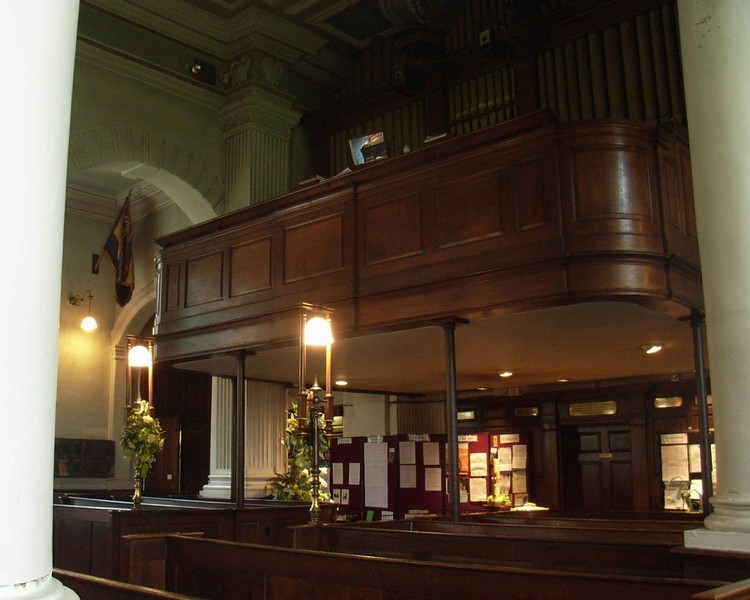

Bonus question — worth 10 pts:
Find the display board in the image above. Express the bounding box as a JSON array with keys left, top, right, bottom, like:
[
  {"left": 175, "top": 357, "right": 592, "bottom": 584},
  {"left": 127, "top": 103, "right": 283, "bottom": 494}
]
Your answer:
[
  {"left": 362, "top": 436, "right": 397, "bottom": 520},
  {"left": 660, "top": 431, "right": 715, "bottom": 511},
  {"left": 395, "top": 434, "right": 446, "bottom": 518},
  {"left": 329, "top": 436, "right": 365, "bottom": 518},
  {"left": 456, "top": 433, "right": 491, "bottom": 512},
  {"left": 490, "top": 433, "right": 529, "bottom": 507}
]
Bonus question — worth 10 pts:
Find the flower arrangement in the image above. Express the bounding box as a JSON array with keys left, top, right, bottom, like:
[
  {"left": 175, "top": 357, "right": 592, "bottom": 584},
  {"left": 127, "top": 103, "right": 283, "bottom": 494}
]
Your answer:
[
  {"left": 120, "top": 399, "right": 165, "bottom": 478},
  {"left": 267, "top": 402, "right": 329, "bottom": 502},
  {"left": 486, "top": 492, "right": 512, "bottom": 509}
]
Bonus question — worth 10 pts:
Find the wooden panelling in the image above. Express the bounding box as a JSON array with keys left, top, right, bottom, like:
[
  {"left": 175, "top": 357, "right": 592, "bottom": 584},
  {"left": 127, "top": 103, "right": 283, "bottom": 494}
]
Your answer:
[
  {"left": 364, "top": 192, "right": 423, "bottom": 265},
  {"left": 284, "top": 213, "right": 345, "bottom": 283},
  {"left": 658, "top": 125, "right": 699, "bottom": 265},
  {"left": 165, "top": 264, "right": 181, "bottom": 312},
  {"left": 560, "top": 122, "right": 663, "bottom": 255},
  {"left": 435, "top": 172, "right": 502, "bottom": 249},
  {"left": 185, "top": 252, "right": 223, "bottom": 308},
  {"left": 570, "top": 146, "right": 653, "bottom": 220},
  {"left": 155, "top": 114, "right": 701, "bottom": 361},
  {"left": 512, "top": 156, "right": 549, "bottom": 231},
  {"left": 566, "top": 256, "right": 667, "bottom": 297},
  {"left": 230, "top": 237, "right": 272, "bottom": 297}
]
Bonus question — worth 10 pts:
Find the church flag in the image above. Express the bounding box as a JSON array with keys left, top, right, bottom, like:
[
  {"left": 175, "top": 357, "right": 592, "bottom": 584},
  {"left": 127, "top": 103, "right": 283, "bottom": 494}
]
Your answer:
[{"left": 98, "top": 196, "right": 134, "bottom": 306}]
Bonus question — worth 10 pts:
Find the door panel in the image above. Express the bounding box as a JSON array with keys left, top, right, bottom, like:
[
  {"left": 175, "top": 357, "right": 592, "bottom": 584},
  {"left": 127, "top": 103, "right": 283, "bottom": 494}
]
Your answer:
[{"left": 563, "top": 424, "right": 634, "bottom": 511}]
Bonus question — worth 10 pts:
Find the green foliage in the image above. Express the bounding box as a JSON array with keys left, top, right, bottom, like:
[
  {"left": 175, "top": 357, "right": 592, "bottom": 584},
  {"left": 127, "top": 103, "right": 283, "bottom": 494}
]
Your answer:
[
  {"left": 120, "top": 399, "right": 165, "bottom": 478},
  {"left": 268, "top": 402, "right": 330, "bottom": 502},
  {"left": 486, "top": 493, "right": 512, "bottom": 507}
]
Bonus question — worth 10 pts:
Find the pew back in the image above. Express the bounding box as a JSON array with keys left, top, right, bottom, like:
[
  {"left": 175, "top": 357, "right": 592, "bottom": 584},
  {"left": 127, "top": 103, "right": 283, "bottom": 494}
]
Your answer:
[
  {"left": 126, "top": 534, "right": 724, "bottom": 600},
  {"left": 291, "top": 520, "right": 685, "bottom": 577}
]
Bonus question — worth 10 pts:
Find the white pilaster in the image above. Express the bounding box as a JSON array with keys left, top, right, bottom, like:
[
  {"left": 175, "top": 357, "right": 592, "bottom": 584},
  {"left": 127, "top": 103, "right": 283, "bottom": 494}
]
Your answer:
[
  {"left": 0, "top": 1, "right": 80, "bottom": 598},
  {"left": 200, "top": 377, "right": 288, "bottom": 500},
  {"left": 244, "top": 380, "right": 288, "bottom": 497},
  {"left": 200, "top": 377, "right": 233, "bottom": 499},
  {"left": 678, "top": 1, "right": 750, "bottom": 548},
  {"left": 220, "top": 86, "right": 300, "bottom": 212}
]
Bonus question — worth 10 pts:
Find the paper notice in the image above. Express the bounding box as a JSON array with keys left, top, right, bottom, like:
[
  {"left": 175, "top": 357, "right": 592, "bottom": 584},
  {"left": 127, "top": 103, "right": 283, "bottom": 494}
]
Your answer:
[
  {"left": 399, "top": 441, "right": 416, "bottom": 465},
  {"left": 423, "top": 442, "right": 440, "bottom": 466},
  {"left": 424, "top": 467, "right": 442, "bottom": 492},
  {"left": 469, "top": 477, "right": 488, "bottom": 502},
  {"left": 332, "top": 462, "right": 344, "bottom": 485},
  {"left": 470, "top": 452, "right": 488, "bottom": 476},
  {"left": 400, "top": 464, "right": 417, "bottom": 488}
]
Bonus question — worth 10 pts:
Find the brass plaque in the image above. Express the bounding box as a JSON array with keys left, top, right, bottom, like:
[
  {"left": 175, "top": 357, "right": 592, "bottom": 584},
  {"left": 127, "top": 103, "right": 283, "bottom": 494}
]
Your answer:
[
  {"left": 568, "top": 400, "right": 617, "bottom": 417},
  {"left": 514, "top": 406, "right": 539, "bottom": 417},
  {"left": 654, "top": 396, "right": 683, "bottom": 408}
]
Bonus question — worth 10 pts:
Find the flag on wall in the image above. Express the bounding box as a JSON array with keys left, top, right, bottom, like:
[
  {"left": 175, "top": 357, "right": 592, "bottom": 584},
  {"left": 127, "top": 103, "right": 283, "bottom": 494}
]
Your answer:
[{"left": 98, "top": 195, "right": 134, "bottom": 306}]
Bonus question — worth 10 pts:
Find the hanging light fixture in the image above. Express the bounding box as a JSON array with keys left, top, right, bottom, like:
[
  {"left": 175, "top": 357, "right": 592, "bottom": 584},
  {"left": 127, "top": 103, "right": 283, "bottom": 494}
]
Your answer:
[{"left": 68, "top": 290, "right": 97, "bottom": 332}]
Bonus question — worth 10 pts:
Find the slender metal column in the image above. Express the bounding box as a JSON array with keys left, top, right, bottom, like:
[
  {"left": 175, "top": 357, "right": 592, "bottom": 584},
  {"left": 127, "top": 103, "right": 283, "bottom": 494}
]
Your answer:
[
  {"left": 691, "top": 312, "right": 713, "bottom": 515},
  {"left": 231, "top": 351, "right": 247, "bottom": 509},
  {"left": 443, "top": 321, "right": 461, "bottom": 521}
]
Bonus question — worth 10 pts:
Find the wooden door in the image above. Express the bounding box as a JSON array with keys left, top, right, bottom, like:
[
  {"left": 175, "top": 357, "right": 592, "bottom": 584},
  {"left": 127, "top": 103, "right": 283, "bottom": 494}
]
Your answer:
[
  {"left": 562, "top": 425, "right": 633, "bottom": 511},
  {"left": 145, "top": 416, "right": 180, "bottom": 495}
]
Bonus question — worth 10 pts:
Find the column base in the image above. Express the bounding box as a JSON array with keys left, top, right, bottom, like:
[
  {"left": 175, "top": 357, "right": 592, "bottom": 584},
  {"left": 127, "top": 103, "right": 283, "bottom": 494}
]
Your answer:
[
  {"left": 705, "top": 492, "right": 750, "bottom": 533},
  {"left": 0, "top": 576, "right": 79, "bottom": 600},
  {"left": 684, "top": 527, "right": 750, "bottom": 553},
  {"left": 199, "top": 471, "right": 231, "bottom": 500},
  {"left": 199, "top": 472, "right": 273, "bottom": 500}
]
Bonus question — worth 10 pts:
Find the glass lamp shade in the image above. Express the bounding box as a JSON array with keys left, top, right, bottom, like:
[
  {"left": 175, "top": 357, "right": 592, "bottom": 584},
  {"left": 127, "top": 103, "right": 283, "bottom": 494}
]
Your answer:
[
  {"left": 128, "top": 344, "right": 152, "bottom": 367},
  {"left": 304, "top": 316, "right": 333, "bottom": 346},
  {"left": 81, "top": 315, "right": 98, "bottom": 332}
]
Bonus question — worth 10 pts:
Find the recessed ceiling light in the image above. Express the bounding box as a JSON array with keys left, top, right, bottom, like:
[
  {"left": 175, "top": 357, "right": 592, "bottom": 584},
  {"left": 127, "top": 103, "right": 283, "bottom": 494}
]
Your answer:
[
  {"left": 557, "top": 378, "right": 570, "bottom": 383},
  {"left": 334, "top": 379, "right": 348, "bottom": 386},
  {"left": 498, "top": 371, "right": 513, "bottom": 378},
  {"left": 642, "top": 344, "right": 663, "bottom": 355}
]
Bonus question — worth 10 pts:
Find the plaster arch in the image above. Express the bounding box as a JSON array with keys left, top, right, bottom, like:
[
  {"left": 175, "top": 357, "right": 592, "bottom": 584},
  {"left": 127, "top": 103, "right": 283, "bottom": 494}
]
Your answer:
[
  {"left": 68, "top": 126, "right": 224, "bottom": 221},
  {"left": 67, "top": 126, "right": 225, "bottom": 342}
]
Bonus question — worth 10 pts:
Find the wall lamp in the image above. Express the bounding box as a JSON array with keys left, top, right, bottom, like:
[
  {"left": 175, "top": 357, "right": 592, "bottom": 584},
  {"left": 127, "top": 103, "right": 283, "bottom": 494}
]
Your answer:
[
  {"left": 298, "top": 303, "right": 334, "bottom": 525},
  {"left": 68, "top": 290, "right": 97, "bottom": 332}
]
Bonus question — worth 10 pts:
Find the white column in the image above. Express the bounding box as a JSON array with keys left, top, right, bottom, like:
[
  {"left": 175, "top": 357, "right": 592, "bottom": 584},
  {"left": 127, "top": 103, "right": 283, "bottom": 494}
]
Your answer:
[
  {"left": 679, "top": 1, "right": 750, "bottom": 551},
  {"left": 200, "top": 377, "right": 233, "bottom": 499},
  {"left": 0, "top": 2, "right": 79, "bottom": 599}
]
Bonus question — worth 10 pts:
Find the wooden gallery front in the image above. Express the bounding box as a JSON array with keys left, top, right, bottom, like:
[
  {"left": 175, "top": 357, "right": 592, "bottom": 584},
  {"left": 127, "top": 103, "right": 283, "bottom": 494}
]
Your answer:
[{"left": 153, "top": 109, "right": 705, "bottom": 516}]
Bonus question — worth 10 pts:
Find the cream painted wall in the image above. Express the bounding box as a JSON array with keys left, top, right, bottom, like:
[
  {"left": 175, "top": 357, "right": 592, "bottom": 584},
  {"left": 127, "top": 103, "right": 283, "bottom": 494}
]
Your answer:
[
  {"left": 57, "top": 50, "right": 223, "bottom": 490},
  {"left": 340, "top": 392, "right": 389, "bottom": 438},
  {"left": 68, "top": 53, "right": 225, "bottom": 174}
]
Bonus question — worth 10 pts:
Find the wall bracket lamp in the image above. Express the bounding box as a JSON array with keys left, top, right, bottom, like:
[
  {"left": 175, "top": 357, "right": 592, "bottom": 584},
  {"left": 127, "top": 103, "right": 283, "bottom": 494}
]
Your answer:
[{"left": 69, "top": 290, "right": 97, "bottom": 332}]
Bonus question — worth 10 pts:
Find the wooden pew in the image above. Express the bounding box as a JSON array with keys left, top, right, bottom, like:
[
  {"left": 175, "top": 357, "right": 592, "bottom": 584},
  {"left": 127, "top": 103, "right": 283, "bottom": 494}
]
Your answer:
[
  {"left": 292, "top": 518, "right": 687, "bottom": 577},
  {"left": 692, "top": 578, "right": 750, "bottom": 600},
  {"left": 53, "top": 568, "right": 198, "bottom": 600},
  {"left": 53, "top": 497, "right": 310, "bottom": 580},
  {"left": 122, "top": 533, "right": 725, "bottom": 600},
  {"left": 470, "top": 510, "right": 702, "bottom": 532}
]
